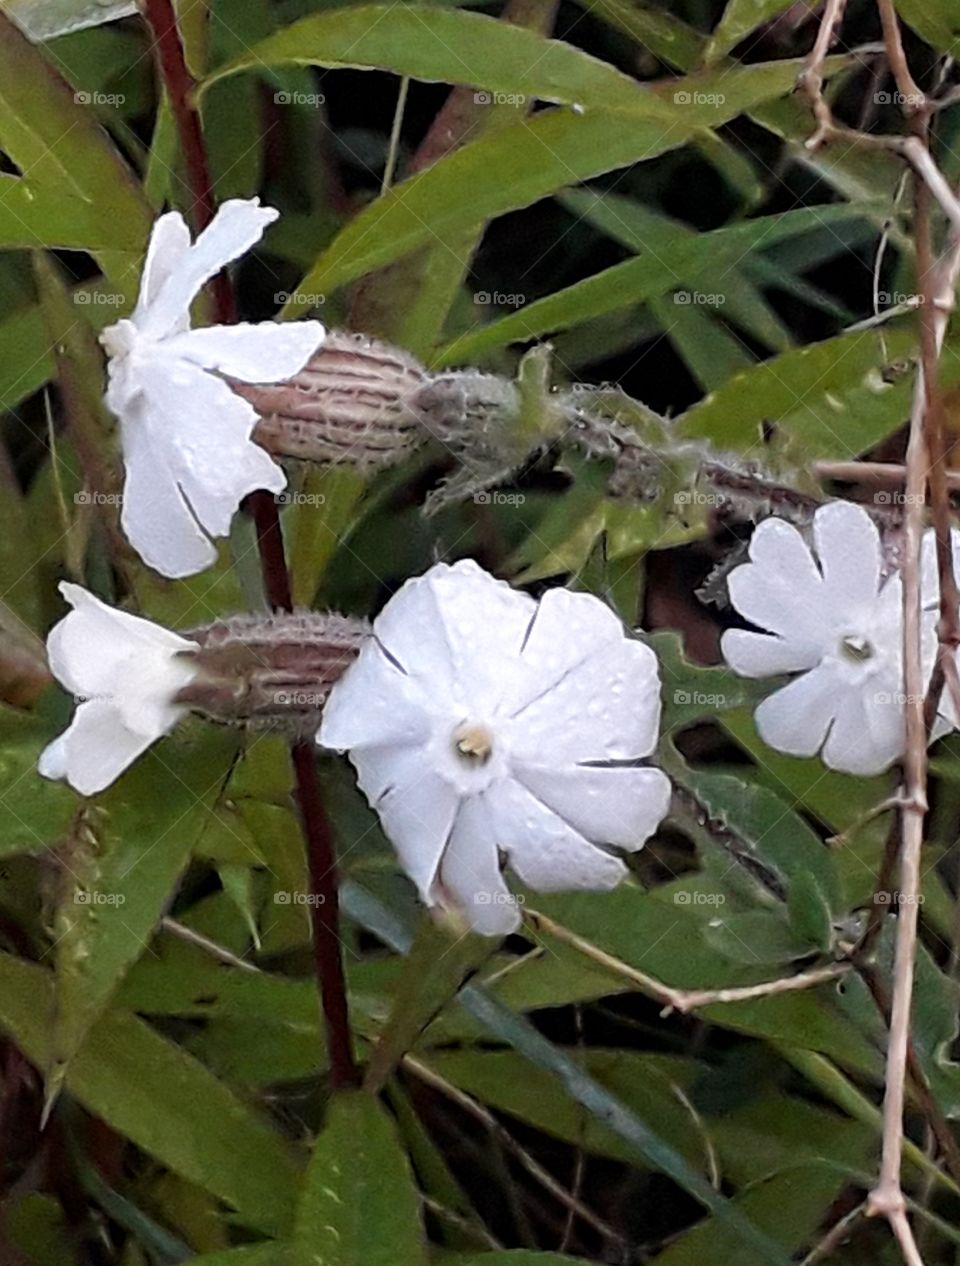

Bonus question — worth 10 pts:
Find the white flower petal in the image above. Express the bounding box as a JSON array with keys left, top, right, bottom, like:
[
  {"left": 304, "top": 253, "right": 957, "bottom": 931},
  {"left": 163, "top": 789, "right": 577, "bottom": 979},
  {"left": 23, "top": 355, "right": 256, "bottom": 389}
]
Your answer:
[
  {"left": 487, "top": 777, "right": 627, "bottom": 892},
  {"left": 753, "top": 665, "right": 838, "bottom": 758},
  {"left": 511, "top": 585, "right": 628, "bottom": 710},
  {"left": 728, "top": 518, "right": 827, "bottom": 644},
  {"left": 721, "top": 628, "right": 822, "bottom": 678},
  {"left": 373, "top": 560, "right": 536, "bottom": 713},
  {"left": 165, "top": 320, "right": 325, "bottom": 383},
  {"left": 432, "top": 795, "right": 519, "bottom": 936},
  {"left": 821, "top": 682, "right": 904, "bottom": 775},
  {"left": 127, "top": 356, "right": 286, "bottom": 556},
  {"left": 350, "top": 745, "right": 460, "bottom": 901},
  {"left": 133, "top": 210, "right": 192, "bottom": 325},
  {"left": 47, "top": 581, "right": 196, "bottom": 702},
  {"left": 138, "top": 199, "right": 279, "bottom": 340},
  {"left": 813, "top": 501, "right": 881, "bottom": 610},
  {"left": 509, "top": 638, "right": 661, "bottom": 764},
  {"left": 514, "top": 762, "right": 670, "bottom": 849},
  {"left": 120, "top": 405, "right": 220, "bottom": 579},
  {"left": 318, "top": 640, "right": 432, "bottom": 752},
  {"left": 38, "top": 699, "right": 156, "bottom": 796}
]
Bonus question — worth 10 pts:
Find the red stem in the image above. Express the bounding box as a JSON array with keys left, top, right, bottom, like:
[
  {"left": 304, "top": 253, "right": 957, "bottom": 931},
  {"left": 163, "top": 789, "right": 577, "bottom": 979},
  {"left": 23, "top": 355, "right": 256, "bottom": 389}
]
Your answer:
[{"left": 139, "top": 0, "right": 359, "bottom": 1089}]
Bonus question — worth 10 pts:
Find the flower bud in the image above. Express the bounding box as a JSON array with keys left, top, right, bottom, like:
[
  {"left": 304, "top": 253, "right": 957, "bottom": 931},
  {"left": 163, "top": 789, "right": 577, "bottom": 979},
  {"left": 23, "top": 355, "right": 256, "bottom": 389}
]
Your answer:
[
  {"left": 178, "top": 611, "right": 367, "bottom": 737},
  {"left": 236, "top": 331, "right": 429, "bottom": 470}
]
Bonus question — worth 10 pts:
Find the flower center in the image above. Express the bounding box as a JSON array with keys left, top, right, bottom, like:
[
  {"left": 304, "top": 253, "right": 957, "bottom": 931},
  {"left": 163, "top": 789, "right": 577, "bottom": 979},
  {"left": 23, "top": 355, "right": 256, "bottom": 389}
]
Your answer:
[
  {"left": 453, "top": 721, "right": 493, "bottom": 764},
  {"left": 839, "top": 633, "right": 874, "bottom": 663}
]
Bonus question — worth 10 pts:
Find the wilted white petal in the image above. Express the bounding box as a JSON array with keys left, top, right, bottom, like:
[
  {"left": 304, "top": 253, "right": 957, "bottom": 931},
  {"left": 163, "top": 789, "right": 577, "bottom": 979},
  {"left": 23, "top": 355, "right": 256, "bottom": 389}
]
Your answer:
[
  {"left": 39, "top": 583, "right": 197, "bottom": 794},
  {"left": 133, "top": 211, "right": 191, "bottom": 324},
  {"left": 514, "top": 762, "right": 671, "bottom": 849},
  {"left": 40, "top": 700, "right": 157, "bottom": 797},
  {"left": 166, "top": 320, "right": 324, "bottom": 383},
  {"left": 137, "top": 199, "right": 279, "bottom": 340},
  {"left": 720, "top": 628, "right": 821, "bottom": 678},
  {"left": 433, "top": 796, "right": 519, "bottom": 935},
  {"left": 487, "top": 778, "right": 627, "bottom": 892},
  {"left": 813, "top": 500, "right": 881, "bottom": 609},
  {"left": 754, "top": 665, "right": 838, "bottom": 758},
  {"left": 120, "top": 413, "right": 219, "bottom": 579}
]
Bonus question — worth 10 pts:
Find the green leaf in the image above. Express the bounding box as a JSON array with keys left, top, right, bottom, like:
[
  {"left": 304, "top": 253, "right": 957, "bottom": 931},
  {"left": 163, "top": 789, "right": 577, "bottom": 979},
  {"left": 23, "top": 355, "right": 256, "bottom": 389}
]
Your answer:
[
  {"left": 0, "top": 707, "right": 76, "bottom": 858},
  {"left": 703, "top": 911, "right": 811, "bottom": 965},
  {"left": 50, "top": 731, "right": 240, "bottom": 1099},
  {"left": 706, "top": 0, "right": 801, "bottom": 62},
  {"left": 669, "top": 763, "right": 842, "bottom": 912},
  {"left": 0, "top": 178, "right": 141, "bottom": 250},
  {"left": 443, "top": 1254, "right": 590, "bottom": 1264},
  {"left": 0, "top": 9, "right": 150, "bottom": 290},
  {"left": 570, "top": 0, "right": 704, "bottom": 69},
  {"left": 288, "top": 466, "right": 367, "bottom": 608},
  {"left": 342, "top": 883, "right": 794, "bottom": 1266},
  {"left": 0, "top": 0, "right": 136, "bottom": 42},
  {"left": 204, "top": 6, "right": 666, "bottom": 112},
  {"left": 294, "top": 1090, "right": 428, "bottom": 1266},
  {"left": 894, "top": 0, "right": 960, "bottom": 56},
  {"left": 678, "top": 326, "right": 921, "bottom": 459},
  {"left": 0, "top": 951, "right": 300, "bottom": 1235},
  {"left": 289, "top": 57, "right": 841, "bottom": 303},
  {"left": 437, "top": 201, "right": 875, "bottom": 365},
  {"left": 786, "top": 871, "right": 834, "bottom": 954}
]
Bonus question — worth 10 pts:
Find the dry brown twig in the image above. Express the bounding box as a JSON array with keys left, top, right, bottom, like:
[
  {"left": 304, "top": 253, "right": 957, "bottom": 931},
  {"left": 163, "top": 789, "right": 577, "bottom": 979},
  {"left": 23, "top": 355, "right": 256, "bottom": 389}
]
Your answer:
[{"left": 796, "top": 4, "right": 960, "bottom": 1261}]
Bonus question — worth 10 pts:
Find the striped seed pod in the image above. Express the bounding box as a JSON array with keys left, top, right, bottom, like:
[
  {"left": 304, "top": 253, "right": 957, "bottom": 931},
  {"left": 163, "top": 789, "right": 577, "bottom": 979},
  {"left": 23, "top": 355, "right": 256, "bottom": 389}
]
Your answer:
[
  {"left": 176, "top": 611, "right": 367, "bottom": 738},
  {"left": 235, "top": 331, "right": 430, "bottom": 470}
]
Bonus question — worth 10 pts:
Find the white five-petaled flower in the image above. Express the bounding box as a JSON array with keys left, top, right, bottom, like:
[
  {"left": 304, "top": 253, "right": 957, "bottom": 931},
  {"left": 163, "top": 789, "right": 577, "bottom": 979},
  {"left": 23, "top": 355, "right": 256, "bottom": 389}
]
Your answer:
[
  {"left": 319, "top": 560, "right": 671, "bottom": 936},
  {"left": 38, "top": 582, "right": 199, "bottom": 796},
  {"left": 720, "top": 500, "right": 956, "bottom": 776},
  {"left": 101, "top": 198, "right": 324, "bottom": 579}
]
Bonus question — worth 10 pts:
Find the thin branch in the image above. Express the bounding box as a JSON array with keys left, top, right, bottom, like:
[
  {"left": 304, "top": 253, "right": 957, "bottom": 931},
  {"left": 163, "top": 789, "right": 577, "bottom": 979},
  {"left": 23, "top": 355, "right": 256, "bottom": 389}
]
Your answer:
[
  {"left": 138, "top": 0, "right": 359, "bottom": 1091},
  {"left": 404, "top": 1056, "right": 624, "bottom": 1247},
  {"left": 875, "top": 0, "right": 925, "bottom": 111},
  {"left": 814, "top": 461, "right": 960, "bottom": 492},
  {"left": 525, "top": 909, "right": 851, "bottom": 1014}
]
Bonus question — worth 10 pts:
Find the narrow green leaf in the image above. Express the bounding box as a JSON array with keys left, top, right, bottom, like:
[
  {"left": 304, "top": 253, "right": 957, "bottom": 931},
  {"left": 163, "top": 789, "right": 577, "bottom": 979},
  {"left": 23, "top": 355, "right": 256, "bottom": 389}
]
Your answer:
[
  {"left": 294, "top": 1090, "right": 428, "bottom": 1266},
  {"left": 706, "top": 0, "right": 801, "bottom": 62},
  {"left": 203, "top": 6, "right": 664, "bottom": 113},
  {"left": 0, "top": 952, "right": 300, "bottom": 1235},
  {"left": 290, "top": 58, "right": 842, "bottom": 303},
  {"left": 0, "top": 708, "right": 76, "bottom": 858},
  {"left": 50, "top": 732, "right": 240, "bottom": 1098}
]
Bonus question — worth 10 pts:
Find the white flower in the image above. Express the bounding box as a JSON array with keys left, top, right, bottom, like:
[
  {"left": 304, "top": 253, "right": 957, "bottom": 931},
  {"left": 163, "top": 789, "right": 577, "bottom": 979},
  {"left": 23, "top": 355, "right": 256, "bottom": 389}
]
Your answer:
[
  {"left": 319, "top": 560, "right": 671, "bottom": 935},
  {"left": 720, "top": 500, "right": 953, "bottom": 776},
  {"left": 38, "top": 583, "right": 198, "bottom": 796},
  {"left": 101, "top": 198, "right": 325, "bottom": 579}
]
